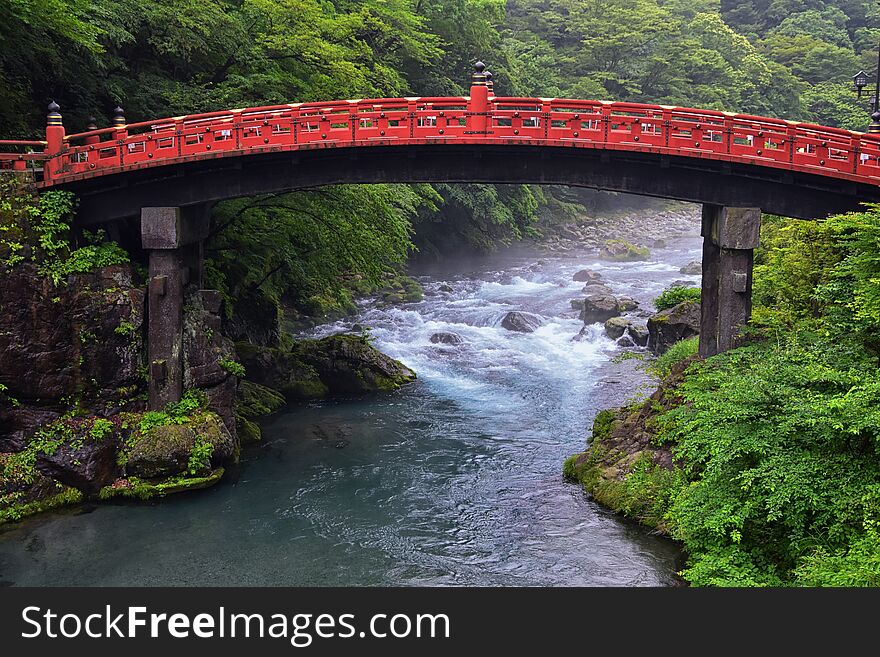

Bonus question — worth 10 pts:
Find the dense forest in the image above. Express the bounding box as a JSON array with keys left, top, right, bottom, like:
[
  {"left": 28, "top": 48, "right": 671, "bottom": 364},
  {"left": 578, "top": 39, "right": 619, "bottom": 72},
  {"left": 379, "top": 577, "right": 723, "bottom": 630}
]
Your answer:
[{"left": 2, "top": 1, "right": 880, "bottom": 585}]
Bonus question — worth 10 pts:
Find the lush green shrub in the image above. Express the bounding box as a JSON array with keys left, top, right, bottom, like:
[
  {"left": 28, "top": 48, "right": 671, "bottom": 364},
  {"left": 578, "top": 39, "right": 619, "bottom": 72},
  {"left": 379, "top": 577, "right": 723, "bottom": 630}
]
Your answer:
[
  {"left": 656, "top": 338, "right": 880, "bottom": 586},
  {"left": 648, "top": 336, "right": 698, "bottom": 379},
  {"left": 653, "top": 284, "right": 701, "bottom": 311}
]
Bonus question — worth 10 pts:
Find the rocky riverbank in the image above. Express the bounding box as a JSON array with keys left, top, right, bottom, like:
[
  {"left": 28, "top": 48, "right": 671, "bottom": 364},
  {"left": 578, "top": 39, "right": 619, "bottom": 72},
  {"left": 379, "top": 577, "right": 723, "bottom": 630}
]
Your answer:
[
  {"left": 0, "top": 261, "right": 416, "bottom": 525},
  {"left": 533, "top": 205, "right": 700, "bottom": 256}
]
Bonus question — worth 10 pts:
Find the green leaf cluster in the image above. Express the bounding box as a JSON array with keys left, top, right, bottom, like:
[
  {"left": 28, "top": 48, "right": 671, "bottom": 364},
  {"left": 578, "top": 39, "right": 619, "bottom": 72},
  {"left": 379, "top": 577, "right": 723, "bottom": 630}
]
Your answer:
[{"left": 654, "top": 285, "right": 702, "bottom": 312}]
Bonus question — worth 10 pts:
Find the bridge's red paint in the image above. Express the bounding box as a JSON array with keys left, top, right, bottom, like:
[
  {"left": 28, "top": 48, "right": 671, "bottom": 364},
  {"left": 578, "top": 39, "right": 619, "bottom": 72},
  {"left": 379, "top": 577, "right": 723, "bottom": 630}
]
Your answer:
[{"left": 4, "top": 94, "right": 880, "bottom": 189}]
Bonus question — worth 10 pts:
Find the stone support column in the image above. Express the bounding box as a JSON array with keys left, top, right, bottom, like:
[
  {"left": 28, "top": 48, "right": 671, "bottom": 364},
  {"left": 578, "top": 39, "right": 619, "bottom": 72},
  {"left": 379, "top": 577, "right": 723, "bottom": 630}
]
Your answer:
[
  {"left": 699, "top": 205, "right": 761, "bottom": 357},
  {"left": 141, "top": 206, "right": 209, "bottom": 408}
]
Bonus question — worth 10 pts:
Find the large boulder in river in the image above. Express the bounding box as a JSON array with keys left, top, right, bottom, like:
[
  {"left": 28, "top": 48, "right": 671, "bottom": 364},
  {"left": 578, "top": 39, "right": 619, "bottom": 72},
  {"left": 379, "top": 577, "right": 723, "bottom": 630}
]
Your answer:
[
  {"left": 630, "top": 323, "right": 650, "bottom": 347},
  {"left": 647, "top": 301, "right": 700, "bottom": 354},
  {"left": 237, "top": 334, "right": 416, "bottom": 400},
  {"left": 617, "top": 296, "right": 639, "bottom": 311},
  {"left": 680, "top": 260, "right": 702, "bottom": 275},
  {"left": 580, "top": 295, "right": 620, "bottom": 324},
  {"left": 573, "top": 269, "right": 603, "bottom": 283},
  {"left": 501, "top": 311, "right": 543, "bottom": 333},
  {"left": 604, "top": 317, "right": 632, "bottom": 340},
  {"left": 125, "top": 412, "right": 235, "bottom": 479},
  {"left": 430, "top": 331, "right": 465, "bottom": 345},
  {"left": 599, "top": 239, "right": 650, "bottom": 261},
  {"left": 582, "top": 283, "right": 614, "bottom": 296}
]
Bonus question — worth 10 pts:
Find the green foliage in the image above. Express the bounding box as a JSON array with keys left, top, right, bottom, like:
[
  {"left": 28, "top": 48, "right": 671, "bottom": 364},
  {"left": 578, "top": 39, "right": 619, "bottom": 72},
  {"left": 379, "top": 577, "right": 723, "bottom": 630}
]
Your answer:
[
  {"left": 45, "top": 241, "right": 130, "bottom": 285},
  {"left": 648, "top": 336, "right": 699, "bottom": 379},
  {"left": 653, "top": 285, "right": 701, "bottom": 311},
  {"left": 32, "top": 191, "right": 75, "bottom": 262},
  {"left": 89, "top": 418, "right": 114, "bottom": 440},
  {"left": 218, "top": 358, "right": 245, "bottom": 378},
  {"left": 187, "top": 434, "right": 214, "bottom": 475},
  {"left": 115, "top": 321, "right": 136, "bottom": 336},
  {"left": 134, "top": 389, "right": 207, "bottom": 434},
  {"left": 591, "top": 408, "right": 619, "bottom": 442}
]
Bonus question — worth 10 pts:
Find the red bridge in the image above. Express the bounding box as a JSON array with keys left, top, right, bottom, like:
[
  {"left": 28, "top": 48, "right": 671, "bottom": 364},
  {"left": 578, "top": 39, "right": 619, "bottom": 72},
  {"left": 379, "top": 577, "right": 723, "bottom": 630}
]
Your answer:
[
  {"left": 2, "top": 64, "right": 879, "bottom": 409},
  {"left": 2, "top": 65, "right": 880, "bottom": 222}
]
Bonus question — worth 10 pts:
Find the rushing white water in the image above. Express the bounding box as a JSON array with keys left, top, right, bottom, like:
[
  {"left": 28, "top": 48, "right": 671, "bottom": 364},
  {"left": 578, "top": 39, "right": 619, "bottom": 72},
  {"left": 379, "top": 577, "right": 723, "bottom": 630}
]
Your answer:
[{"left": 0, "top": 234, "right": 701, "bottom": 587}]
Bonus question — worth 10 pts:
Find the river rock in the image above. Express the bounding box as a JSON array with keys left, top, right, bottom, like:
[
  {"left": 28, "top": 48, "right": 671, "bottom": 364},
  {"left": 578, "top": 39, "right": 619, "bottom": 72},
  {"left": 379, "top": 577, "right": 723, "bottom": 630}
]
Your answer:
[
  {"left": 570, "top": 299, "right": 585, "bottom": 311},
  {"left": 438, "top": 284, "right": 454, "bottom": 293},
  {"left": 630, "top": 323, "right": 650, "bottom": 347},
  {"left": 647, "top": 301, "right": 701, "bottom": 354},
  {"left": 501, "top": 311, "right": 543, "bottom": 333},
  {"left": 573, "top": 269, "right": 603, "bottom": 283},
  {"left": 617, "top": 296, "right": 639, "bottom": 311},
  {"left": 604, "top": 317, "right": 632, "bottom": 340},
  {"left": 430, "top": 331, "right": 465, "bottom": 345},
  {"left": 671, "top": 279, "right": 697, "bottom": 288},
  {"left": 680, "top": 260, "right": 702, "bottom": 275},
  {"left": 125, "top": 412, "right": 236, "bottom": 479},
  {"left": 617, "top": 335, "right": 636, "bottom": 348},
  {"left": 599, "top": 239, "right": 650, "bottom": 261},
  {"left": 581, "top": 283, "right": 613, "bottom": 296},
  {"left": 236, "top": 334, "right": 416, "bottom": 400},
  {"left": 580, "top": 295, "right": 620, "bottom": 324}
]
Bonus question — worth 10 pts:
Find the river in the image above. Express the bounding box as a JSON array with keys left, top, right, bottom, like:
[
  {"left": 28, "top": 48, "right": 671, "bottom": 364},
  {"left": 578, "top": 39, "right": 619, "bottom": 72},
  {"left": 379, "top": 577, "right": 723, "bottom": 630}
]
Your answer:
[{"left": 0, "top": 229, "right": 702, "bottom": 586}]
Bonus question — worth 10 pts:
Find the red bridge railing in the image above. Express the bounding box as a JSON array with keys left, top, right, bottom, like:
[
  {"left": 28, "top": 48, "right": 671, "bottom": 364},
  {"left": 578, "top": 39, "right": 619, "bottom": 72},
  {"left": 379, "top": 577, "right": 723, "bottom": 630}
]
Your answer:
[{"left": 4, "top": 88, "right": 880, "bottom": 188}]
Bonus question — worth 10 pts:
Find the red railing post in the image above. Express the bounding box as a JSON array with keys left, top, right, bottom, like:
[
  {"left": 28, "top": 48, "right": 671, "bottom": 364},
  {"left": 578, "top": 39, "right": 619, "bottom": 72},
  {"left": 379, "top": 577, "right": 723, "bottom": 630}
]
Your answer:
[
  {"left": 468, "top": 61, "right": 489, "bottom": 135},
  {"left": 44, "top": 101, "right": 65, "bottom": 183},
  {"left": 84, "top": 116, "right": 100, "bottom": 146}
]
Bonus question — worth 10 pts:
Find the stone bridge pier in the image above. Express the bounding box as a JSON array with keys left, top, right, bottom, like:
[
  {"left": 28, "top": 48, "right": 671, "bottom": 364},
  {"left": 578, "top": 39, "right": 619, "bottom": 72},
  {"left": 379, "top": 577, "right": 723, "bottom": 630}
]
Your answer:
[
  {"left": 140, "top": 206, "right": 209, "bottom": 409},
  {"left": 699, "top": 205, "right": 761, "bottom": 357}
]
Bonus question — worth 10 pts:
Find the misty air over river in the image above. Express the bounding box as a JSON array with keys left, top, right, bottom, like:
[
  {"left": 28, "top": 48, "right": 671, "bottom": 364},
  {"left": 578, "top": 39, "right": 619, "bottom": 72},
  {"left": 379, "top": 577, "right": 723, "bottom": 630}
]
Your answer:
[{"left": 0, "top": 227, "right": 703, "bottom": 586}]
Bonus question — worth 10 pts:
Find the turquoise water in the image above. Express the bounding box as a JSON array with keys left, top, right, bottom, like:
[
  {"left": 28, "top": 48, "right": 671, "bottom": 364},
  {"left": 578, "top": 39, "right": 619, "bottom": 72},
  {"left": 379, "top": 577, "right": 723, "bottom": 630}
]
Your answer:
[{"left": 0, "top": 239, "right": 701, "bottom": 586}]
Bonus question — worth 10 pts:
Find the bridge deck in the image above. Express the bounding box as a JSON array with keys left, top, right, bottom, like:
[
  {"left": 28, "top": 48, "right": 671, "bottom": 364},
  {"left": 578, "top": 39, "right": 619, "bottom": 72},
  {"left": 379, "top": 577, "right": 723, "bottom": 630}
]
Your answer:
[{"left": 3, "top": 97, "right": 880, "bottom": 190}]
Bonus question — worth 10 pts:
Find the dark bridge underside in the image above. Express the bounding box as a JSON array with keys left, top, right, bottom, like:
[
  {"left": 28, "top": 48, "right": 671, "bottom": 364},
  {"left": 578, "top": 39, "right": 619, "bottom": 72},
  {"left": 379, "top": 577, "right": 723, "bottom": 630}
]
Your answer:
[{"left": 63, "top": 144, "right": 880, "bottom": 225}]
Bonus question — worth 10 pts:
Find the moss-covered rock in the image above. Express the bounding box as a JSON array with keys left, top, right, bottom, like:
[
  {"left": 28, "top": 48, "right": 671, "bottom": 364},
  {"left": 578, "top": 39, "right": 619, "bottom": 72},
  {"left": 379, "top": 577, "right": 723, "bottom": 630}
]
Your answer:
[
  {"left": 599, "top": 239, "right": 650, "bottom": 261},
  {"left": 235, "top": 381, "right": 286, "bottom": 443},
  {"left": 0, "top": 486, "right": 83, "bottom": 525},
  {"left": 98, "top": 469, "right": 225, "bottom": 500},
  {"left": 124, "top": 412, "right": 235, "bottom": 478},
  {"left": 646, "top": 301, "right": 700, "bottom": 355},
  {"left": 237, "top": 334, "right": 416, "bottom": 400}
]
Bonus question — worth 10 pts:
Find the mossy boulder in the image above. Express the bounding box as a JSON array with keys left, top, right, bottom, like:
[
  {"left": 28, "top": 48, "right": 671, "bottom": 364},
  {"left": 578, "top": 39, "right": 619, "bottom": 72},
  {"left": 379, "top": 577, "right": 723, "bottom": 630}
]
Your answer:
[
  {"left": 124, "top": 412, "right": 235, "bottom": 478},
  {"left": 379, "top": 274, "right": 423, "bottom": 304},
  {"left": 295, "top": 334, "right": 416, "bottom": 394},
  {"left": 237, "top": 334, "right": 416, "bottom": 401},
  {"left": 235, "top": 381, "right": 286, "bottom": 444},
  {"left": 604, "top": 316, "right": 632, "bottom": 339},
  {"left": 580, "top": 294, "right": 620, "bottom": 324},
  {"left": 647, "top": 301, "right": 701, "bottom": 355},
  {"left": 599, "top": 239, "right": 650, "bottom": 261}
]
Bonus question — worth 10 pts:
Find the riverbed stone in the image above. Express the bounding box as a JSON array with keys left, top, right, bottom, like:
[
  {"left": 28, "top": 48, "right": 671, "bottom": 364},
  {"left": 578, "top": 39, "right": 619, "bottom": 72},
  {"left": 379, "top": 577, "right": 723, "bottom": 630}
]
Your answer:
[
  {"left": 581, "top": 283, "right": 613, "bottom": 296},
  {"left": 599, "top": 239, "right": 650, "bottom": 261},
  {"left": 573, "top": 269, "right": 603, "bottom": 283},
  {"left": 647, "top": 301, "right": 701, "bottom": 354},
  {"left": 604, "top": 317, "right": 632, "bottom": 340},
  {"left": 580, "top": 295, "right": 620, "bottom": 324},
  {"left": 629, "top": 323, "right": 650, "bottom": 347},
  {"left": 501, "top": 311, "right": 543, "bottom": 333},
  {"left": 680, "top": 260, "right": 702, "bottom": 275},
  {"left": 430, "top": 331, "right": 465, "bottom": 345},
  {"left": 617, "top": 296, "right": 639, "bottom": 311}
]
